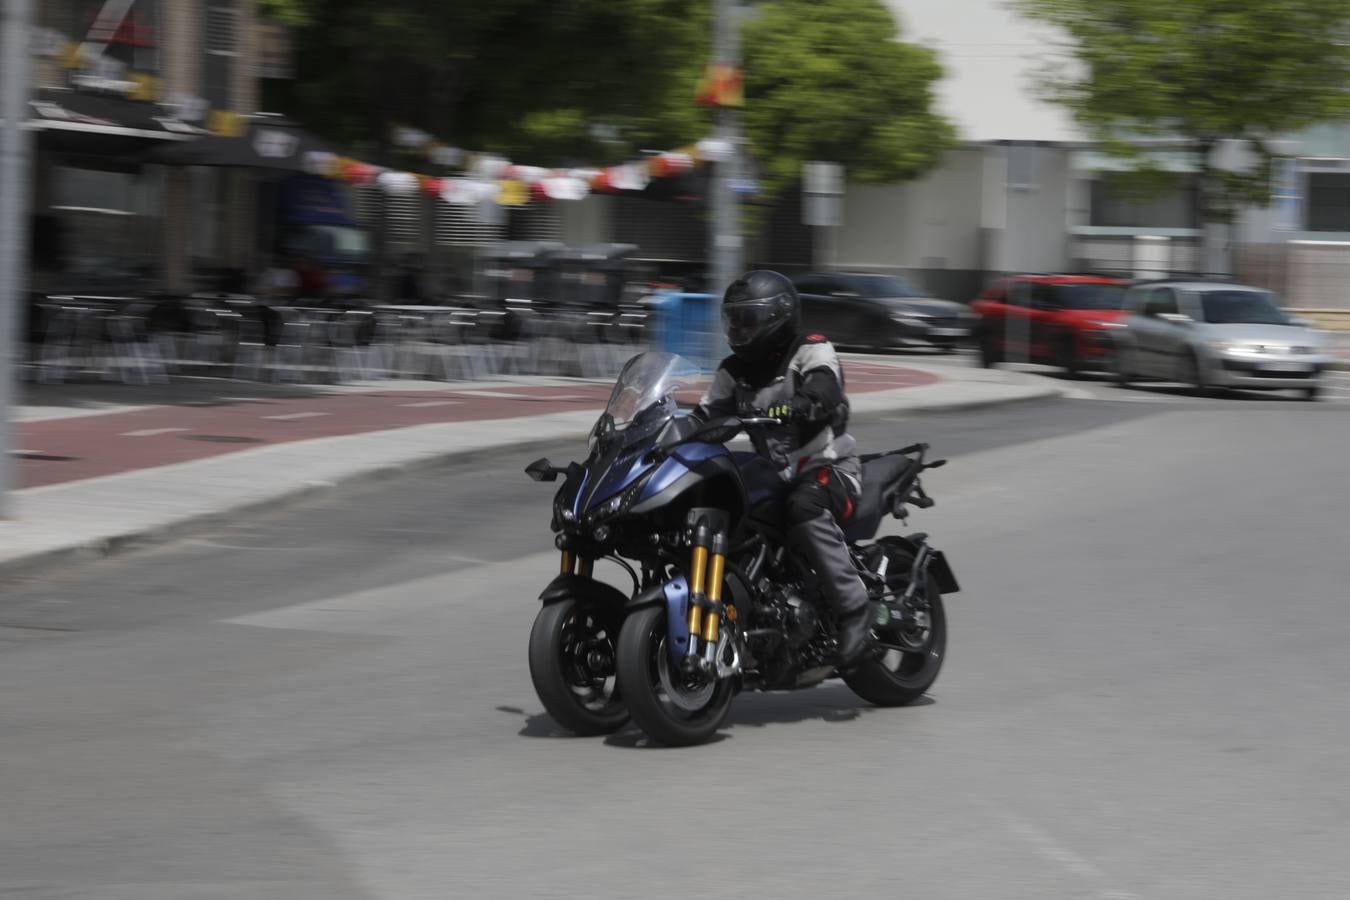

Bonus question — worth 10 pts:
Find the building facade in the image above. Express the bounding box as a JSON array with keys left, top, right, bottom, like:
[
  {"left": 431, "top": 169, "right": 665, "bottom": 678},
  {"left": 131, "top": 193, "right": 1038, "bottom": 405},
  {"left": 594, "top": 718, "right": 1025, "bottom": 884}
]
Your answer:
[{"left": 28, "top": 0, "right": 264, "bottom": 295}]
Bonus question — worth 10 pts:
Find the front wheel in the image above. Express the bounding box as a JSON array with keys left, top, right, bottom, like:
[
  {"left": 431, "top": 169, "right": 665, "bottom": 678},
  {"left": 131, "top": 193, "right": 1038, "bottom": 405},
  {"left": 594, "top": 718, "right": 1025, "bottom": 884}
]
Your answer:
[
  {"left": 528, "top": 598, "right": 628, "bottom": 736},
  {"left": 615, "top": 606, "right": 735, "bottom": 746}
]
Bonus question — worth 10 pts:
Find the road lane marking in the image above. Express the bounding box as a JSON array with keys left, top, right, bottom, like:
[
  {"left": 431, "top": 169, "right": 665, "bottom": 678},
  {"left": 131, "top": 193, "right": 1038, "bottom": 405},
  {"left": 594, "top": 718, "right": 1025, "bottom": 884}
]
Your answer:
[
  {"left": 996, "top": 808, "right": 1141, "bottom": 900},
  {"left": 399, "top": 400, "right": 463, "bottom": 408},
  {"left": 120, "top": 427, "right": 189, "bottom": 437},
  {"left": 262, "top": 411, "right": 331, "bottom": 420}
]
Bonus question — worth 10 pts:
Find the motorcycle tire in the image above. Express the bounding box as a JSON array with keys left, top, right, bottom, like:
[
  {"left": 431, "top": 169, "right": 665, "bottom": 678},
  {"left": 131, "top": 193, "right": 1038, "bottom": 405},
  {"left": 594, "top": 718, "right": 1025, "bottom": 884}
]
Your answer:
[
  {"left": 845, "top": 546, "right": 947, "bottom": 707},
  {"left": 528, "top": 598, "right": 629, "bottom": 736},
  {"left": 615, "top": 606, "right": 735, "bottom": 746}
]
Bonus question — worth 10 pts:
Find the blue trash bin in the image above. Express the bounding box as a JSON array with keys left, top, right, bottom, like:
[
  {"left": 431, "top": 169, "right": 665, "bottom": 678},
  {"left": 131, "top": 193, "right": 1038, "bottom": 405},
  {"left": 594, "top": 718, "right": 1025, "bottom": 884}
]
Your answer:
[{"left": 650, "top": 292, "right": 720, "bottom": 367}]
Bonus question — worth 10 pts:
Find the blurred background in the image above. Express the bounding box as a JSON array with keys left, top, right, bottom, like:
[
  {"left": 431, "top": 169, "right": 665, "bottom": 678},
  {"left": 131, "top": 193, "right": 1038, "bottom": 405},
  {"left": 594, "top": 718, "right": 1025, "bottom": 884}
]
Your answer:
[{"left": 6, "top": 0, "right": 1350, "bottom": 391}]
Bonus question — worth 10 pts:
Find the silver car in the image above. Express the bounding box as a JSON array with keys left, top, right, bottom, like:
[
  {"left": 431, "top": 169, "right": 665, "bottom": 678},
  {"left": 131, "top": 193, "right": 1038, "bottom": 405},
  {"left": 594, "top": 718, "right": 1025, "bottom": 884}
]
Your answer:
[{"left": 1115, "top": 281, "right": 1331, "bottom": 400}]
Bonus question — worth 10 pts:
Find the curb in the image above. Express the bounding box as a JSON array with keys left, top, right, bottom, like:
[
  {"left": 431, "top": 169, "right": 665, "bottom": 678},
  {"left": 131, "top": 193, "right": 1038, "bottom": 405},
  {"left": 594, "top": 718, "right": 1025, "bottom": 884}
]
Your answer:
[{"left": 0, "top": 381, "right": 1066, "bottom": 586}]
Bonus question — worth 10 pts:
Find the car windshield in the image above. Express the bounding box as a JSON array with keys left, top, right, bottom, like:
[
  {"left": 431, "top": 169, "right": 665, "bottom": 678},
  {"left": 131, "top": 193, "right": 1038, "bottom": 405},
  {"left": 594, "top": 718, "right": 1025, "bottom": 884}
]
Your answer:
[
  {"left": 602, "top": 352, "right": 699, "bottom": 431},
  {"left": 1054, "top": 284, "right": 1126, "bottom": 310},
  {"left": 851, "top": 275, "right": 930, "bottom": 299},
  {"left": 1199, "top": 290, "right": 1290, "bottom": 325}
]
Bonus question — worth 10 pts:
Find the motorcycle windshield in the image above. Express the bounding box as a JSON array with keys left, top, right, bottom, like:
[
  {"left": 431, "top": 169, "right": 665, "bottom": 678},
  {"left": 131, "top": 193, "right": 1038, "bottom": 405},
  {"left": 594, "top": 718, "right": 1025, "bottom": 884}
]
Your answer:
[{"left": 598, "top": 352, "right": 699, "bottom": 436}]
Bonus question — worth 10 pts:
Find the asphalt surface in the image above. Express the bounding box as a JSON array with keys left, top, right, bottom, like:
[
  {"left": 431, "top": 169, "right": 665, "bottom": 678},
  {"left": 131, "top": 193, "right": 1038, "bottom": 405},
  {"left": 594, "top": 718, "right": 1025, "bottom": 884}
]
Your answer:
[{"left": 4, "top": 363, "right": 1350, "bottom": 899}]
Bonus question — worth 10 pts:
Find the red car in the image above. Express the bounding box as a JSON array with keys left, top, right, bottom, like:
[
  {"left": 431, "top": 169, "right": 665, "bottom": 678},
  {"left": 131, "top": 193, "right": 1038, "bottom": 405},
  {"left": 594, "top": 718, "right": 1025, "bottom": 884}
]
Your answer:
[{"left": 970, "top": 275, "right": 1130, "bottom": 375}]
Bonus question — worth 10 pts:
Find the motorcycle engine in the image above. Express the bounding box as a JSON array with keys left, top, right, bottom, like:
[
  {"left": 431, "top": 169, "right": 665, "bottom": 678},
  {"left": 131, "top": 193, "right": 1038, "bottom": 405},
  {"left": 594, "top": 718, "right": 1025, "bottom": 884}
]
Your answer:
[{"left": 762, "top": 585, "right": 816, "bottom": 649}]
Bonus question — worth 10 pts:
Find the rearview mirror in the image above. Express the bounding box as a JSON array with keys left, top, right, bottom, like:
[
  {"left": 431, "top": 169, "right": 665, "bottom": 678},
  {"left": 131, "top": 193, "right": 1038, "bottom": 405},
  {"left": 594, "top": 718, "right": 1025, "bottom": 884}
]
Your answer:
[
  {"left": 525, "top": 458, "right": 560, "bottom": 482},
  {"left": 691, "top": 418, "right": 743, "bottom": 445}
]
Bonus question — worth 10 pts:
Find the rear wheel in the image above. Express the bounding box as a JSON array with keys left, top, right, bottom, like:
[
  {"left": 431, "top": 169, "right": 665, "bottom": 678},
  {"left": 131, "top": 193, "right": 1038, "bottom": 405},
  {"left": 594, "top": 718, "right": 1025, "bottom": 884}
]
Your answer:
[
  {"left": 528, "top": 598, "right": 628, "bottom": 736},
  {"left": 844, "top": 544, "right": 947, "bottom": 707},
  {"left": 978, "top": 327, "right": 1002, "bottom": 368},
  {"left": 615, "top": 606, "right": 735, "bottom": 746},
  {"left": 1115, "top": 346, "right": 1135, "bottom": 387},
  {"left": 1301, "top": 384, "right": 1321, "bottom": 401},
  {"left": 1058, "top": 333, "right": 1082, "bottom": 378}
]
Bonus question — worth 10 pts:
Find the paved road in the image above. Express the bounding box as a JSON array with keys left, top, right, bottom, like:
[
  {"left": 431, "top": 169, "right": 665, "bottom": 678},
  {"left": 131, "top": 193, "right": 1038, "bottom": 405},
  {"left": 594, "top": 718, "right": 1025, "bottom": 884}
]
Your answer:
[{"left": 4, "top": 385, "right": 1350, "bottom": 898}]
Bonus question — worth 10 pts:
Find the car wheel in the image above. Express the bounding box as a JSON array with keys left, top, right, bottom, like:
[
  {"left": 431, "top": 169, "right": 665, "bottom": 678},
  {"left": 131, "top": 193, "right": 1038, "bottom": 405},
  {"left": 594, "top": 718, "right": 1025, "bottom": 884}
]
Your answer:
[
  {"left": 1180, "top": 353, "right": 1219, "bottom": 398},
  {"left": 1058, "top": 333, "right": 1082, "bottom": 378},
  {"left": 1301, "top": 384, "right": 1321, "bottom": 402},
  {"left": 978, "top": 328, "right": 1002, "bottom": 368}
]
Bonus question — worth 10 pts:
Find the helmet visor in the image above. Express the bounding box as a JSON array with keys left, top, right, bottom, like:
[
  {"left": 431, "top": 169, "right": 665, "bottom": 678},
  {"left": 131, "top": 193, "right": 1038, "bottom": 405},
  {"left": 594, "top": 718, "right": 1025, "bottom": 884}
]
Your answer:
[{"left": 722, "top": 295, "right": 790, "bottom": 348}]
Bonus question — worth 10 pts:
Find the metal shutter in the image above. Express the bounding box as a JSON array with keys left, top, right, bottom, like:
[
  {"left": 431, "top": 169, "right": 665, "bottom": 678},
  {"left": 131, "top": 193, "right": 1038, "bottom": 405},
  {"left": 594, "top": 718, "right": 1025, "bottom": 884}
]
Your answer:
[
  {"left": 611, "top": 197, "right": 706, "bottom": 263},
  {"left": 435, "top": 202, "right": 505, "bottom": 248}
]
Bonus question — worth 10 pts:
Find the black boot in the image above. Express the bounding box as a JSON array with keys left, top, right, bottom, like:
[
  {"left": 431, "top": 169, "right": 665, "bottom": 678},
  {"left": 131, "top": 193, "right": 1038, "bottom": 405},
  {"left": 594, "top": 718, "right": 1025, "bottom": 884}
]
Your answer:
[{"left": 788, "top": 514, "right": 873, "bottom": 670}]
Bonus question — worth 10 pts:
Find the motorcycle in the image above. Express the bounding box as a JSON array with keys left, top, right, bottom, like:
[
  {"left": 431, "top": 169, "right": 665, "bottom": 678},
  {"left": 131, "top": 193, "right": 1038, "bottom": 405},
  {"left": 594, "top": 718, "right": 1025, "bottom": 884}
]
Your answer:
[{"left": 525, "top": 351, "right": 958, "bottom": 745}]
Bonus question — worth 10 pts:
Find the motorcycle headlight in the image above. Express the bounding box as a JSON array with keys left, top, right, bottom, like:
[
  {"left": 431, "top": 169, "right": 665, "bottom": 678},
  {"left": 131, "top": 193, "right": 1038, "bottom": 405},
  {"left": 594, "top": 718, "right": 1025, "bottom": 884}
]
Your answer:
[{"left": 586, "top": 476, "right": 649, "bottom": 529}]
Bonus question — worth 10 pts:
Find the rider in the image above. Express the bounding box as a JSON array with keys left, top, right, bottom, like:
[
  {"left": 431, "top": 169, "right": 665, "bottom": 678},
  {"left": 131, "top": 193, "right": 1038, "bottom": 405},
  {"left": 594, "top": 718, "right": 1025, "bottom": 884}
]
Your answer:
[{"left": 694, "top": 270, "right": 872, "bottom": 668}]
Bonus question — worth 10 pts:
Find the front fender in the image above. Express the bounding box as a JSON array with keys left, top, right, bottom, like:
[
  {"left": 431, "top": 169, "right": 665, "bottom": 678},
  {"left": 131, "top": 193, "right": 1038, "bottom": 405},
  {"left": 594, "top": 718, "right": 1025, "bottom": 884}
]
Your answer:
[
  {"left": 627, "top": 575, "right": 692, "bottom": 663},
  {"left": 539, "top": 574, "right": 630, "bottom": 608}
]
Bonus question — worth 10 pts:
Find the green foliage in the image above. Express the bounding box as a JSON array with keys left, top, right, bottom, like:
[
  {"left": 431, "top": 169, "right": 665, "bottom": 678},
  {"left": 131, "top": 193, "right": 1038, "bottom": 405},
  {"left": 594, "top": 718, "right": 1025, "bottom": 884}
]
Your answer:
[
  {"left": 1014, "top": 0, "right": 1350, "bottom": 221},
  {"left": 265, "top": 0, "right": 951, "bottom": 198},
  {"left": 742, "top": 0, "right": 955, "bottom": 200},
  {"left": 263, "top": 0, "right": 711, "bottom": 165}
]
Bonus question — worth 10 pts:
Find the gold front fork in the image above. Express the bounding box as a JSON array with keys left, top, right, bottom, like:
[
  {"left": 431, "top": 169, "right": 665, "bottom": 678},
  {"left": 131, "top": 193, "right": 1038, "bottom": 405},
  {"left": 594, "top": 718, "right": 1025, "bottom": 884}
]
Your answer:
[
  {"left": 702, "top": 531, "right": 729, "bottom": 666},
  {"left": 560, "top": 551, "right": 593, "bottom": 578},
  {"left": 686, "top": 544, "right": 709, "bottom": 641}
]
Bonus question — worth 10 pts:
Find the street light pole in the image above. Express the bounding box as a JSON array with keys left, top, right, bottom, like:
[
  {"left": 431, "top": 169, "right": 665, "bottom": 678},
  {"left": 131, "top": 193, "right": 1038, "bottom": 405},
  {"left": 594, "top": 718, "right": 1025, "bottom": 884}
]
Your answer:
[
  {"left": 707, "top": 0, "right": 743, "bottom": 361},
  {"left": 0, "top": 0, "right": 35, "bottom": 518}
]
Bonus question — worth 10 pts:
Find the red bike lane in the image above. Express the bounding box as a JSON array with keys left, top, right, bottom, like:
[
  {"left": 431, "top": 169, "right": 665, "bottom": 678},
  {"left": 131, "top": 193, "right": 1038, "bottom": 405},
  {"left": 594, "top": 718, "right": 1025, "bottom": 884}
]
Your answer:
[{"left": 16, "top": 363, "right": 938, "bottom": 489}]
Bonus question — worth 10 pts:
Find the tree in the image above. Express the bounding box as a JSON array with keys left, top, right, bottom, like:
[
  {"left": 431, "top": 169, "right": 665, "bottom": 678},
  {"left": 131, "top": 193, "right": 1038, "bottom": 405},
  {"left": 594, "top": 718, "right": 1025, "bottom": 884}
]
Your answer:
[
  {"left": 259, "top": 0, "right": 710, "bottom": 167},
  {"left": 1014, "top": 0, "right": 1350, "bottom": 273},
  {"left": 742, "top": 0, "right": 955, "bottom": 205}
]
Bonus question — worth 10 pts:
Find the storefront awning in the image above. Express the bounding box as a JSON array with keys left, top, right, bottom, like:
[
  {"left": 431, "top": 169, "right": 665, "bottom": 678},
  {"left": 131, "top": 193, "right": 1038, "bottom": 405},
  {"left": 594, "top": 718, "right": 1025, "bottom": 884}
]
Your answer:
[
  {"left": 24, "top": 88, "right": 204, "bottom": 157},
  {"left": 142, "top": 116, "right": 336, "bottom": 172}
]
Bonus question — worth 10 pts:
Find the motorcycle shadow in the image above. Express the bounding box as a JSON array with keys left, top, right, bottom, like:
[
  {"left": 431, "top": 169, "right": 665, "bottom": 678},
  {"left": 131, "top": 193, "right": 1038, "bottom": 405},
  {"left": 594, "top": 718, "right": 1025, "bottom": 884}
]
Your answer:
[{"left": 500, "top": 689, "right": 936, "bottom": 748}]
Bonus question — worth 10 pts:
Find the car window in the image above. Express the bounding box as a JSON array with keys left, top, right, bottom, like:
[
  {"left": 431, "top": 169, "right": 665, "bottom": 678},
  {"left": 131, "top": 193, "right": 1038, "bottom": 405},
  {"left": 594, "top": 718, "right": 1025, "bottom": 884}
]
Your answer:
[
  {"left": 1031, "top": 283, "right": 1059, "bottom": 310},
  {"left": 1053, "top": 283, "right": 1126, "bottom": 310},
  {"left": 1198, "top": 290, "right": 1290, "bottom": 325},
  {"left": 851, "top": 274, "right": 930, "bottom": 299},
  {"left": 1007, "top": 281, "right": 1032, "bottom": 308},
  {"left": 795, "top": 276, "right": 826, "bottom": 295},
  {"left": 1142, "top": 288, "right": 1178, "bottom": 317}
]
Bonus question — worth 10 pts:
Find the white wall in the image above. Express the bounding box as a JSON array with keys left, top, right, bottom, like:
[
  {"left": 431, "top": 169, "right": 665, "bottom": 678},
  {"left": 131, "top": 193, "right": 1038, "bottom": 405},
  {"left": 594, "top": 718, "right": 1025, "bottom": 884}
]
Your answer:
[{"left": 833, "top": 147, "right": 985, "bottom": 272}]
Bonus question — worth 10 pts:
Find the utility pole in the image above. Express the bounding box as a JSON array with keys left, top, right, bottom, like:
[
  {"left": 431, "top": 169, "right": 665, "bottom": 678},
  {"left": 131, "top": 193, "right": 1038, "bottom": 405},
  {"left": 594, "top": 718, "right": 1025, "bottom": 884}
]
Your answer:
[
  {"left": 0, "top": 0, "right": 35, "bottom": 518},
  {"left": 707, "top": 0, "right": 743, "bottom": 361}
]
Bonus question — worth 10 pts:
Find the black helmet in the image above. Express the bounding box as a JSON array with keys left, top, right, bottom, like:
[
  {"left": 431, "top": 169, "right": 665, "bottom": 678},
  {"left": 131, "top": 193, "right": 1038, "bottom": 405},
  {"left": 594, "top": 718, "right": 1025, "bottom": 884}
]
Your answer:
[{"left": 721, "top": 270, "right": 800, "bottom": 361}]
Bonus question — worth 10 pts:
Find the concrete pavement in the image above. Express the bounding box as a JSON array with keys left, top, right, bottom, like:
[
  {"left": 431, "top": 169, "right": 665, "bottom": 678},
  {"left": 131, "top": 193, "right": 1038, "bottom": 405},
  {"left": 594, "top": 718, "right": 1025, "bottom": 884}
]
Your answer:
[
  {"left": 2, "top": 397, "right": 1348, "bottom": 898},
  {"left": 2, "top": 357, "right": 1064, "bottom": 581}
]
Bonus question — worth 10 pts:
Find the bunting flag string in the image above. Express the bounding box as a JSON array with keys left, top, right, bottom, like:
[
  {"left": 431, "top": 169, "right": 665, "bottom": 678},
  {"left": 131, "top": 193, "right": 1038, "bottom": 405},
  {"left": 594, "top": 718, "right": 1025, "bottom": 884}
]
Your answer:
[{"left": 299, "top": 126, "right": 719, "bottom": 206}]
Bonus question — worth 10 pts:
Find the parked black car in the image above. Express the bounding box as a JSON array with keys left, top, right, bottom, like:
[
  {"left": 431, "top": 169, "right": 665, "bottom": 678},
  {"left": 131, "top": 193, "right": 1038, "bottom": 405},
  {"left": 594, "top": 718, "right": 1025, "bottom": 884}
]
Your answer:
[{"left": 792, "top": 273, "right": 975, "bottom": 352}]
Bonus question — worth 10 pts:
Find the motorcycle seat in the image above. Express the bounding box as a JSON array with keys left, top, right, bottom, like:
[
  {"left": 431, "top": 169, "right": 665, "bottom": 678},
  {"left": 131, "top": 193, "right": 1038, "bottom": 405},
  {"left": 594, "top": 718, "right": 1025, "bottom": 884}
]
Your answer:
[{"left": 843, "top": 453, "right": 918, "bottom": 542}]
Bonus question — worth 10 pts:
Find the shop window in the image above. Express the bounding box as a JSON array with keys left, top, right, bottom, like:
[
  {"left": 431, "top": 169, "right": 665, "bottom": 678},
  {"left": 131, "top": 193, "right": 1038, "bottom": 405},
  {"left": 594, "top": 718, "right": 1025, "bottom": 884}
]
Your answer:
[
  {"left": 1089, "top": 178, "right": 1197, "bottom": 229},
  {"left": 1306, "top": 172, "right": 1350, "bottom": 232},
  {"left": 204, "top": 1, "right": 239, "bottom": 110}
]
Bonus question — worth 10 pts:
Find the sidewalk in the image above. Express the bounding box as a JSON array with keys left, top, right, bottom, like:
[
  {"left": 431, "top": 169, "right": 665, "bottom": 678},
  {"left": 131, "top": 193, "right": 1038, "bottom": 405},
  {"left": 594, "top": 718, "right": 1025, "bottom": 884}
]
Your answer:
[{"left": 2, "top": 358, "right": 1062, "bottom": 580}]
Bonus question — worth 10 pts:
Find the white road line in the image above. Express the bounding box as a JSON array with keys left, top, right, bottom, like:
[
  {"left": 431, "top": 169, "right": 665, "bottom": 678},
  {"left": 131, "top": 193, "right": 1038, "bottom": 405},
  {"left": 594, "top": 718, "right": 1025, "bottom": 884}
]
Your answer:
[
  {"left": 996, "top": 808, "right": 1141, "bottom": 900},
  {"left": 398, "top": 400, "right": 462, "bottom": 408},
  {"left": 120, "top": 427, "right": 189, "bottom": 437},
  {"left": 262, "top": 411, "right": 331, "bottom": 421}
]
